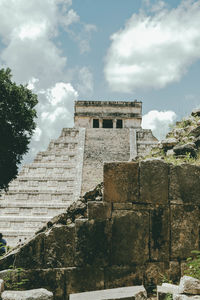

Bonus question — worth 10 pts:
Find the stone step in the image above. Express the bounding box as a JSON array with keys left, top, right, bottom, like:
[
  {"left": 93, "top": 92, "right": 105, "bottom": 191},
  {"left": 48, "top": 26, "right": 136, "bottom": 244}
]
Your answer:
[
  {"left": 61, "top": 128, "right": 79, "bottom": 136},
  {"left": 0, "top": 206, "right": 66, "bottom": 216},
  {"left": 1, "top": 191, "right": 74, "bottom": 202},
  {"left": 0, "top": 216, "right": 50, "bottom": 222},
  {"left": 11, "top": 176, "right": 75, "bottom": 181},
  {"left": 20, "top": 168, "right": 76, "bottom": 175},
  {"left": 0, "top": 202, "right": 68, "bottom": 208},
  {"left": 22, "top": 163, "right": 76, "bottom": 168},
  {"left": 69, "top": 286, "right": 147, "bottom": 300},
  {"left": 7, "top": 185, "right": 75, "bottom": 191},
  {"left": 35, "top": 150, "right": 77, "bottom": 157},
  {"left": 3, "top": 230, "right": 42, "bottom": 247}
]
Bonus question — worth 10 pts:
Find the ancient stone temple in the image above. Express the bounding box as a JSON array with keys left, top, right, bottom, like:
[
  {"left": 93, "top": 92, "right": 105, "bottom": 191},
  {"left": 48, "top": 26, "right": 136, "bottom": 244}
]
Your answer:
[{"left": 0, "top": 100, "right": 157, "bottom": 246}]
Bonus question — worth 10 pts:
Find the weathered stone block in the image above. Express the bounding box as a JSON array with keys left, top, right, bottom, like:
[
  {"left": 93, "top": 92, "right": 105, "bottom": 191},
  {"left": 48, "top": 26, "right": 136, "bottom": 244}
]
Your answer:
[
  {"left": 111, "top": 210, "right": 149, "bottom": 265},
  {"left": 88, "top": 201, "right": 112, "bottom": 220},
  {"left": 144, "top": 262, "right": 165, "bottom": 293},
  {"left": 179, "top": 276, "right": 200, "bottom": 295},
  {"left": 169, "top": 164, "right": 200, "bottom": 205},
  {"left": 140, "top": 159, "right": 169, "bottom": 204},
  {"left": 65, "top": 266, "right": 104, "bottom": 296},
  {"left": 1, "top": 288, "right": 53, "bottom": 300},
  {"left": 0, "top": 268, "right": 66, "bottom": 300},
  {"left": 75, "top": 219, "right": 111, "bottom": 266},
  {"left": 104, "top": 265, "right": 144, "bottom": 289},
  {"left": 104, "top": 162, "right": 139, "bottom": 203},
  {"left": 171, "top": 205, "right": 199, "bottom": 260},
  {"left": 173, "top": 294, "right": 200, "bottom": 300},
  {"left": 157, "top": 284, "right": 179, "bottom": 300},
  {"left": 112, "top": 203, "right": 133, "bottom": 210},
  {"left": 44, "top": 224, "right": 75, "bottom": 268},
  {"left": 69, "top": 285, "right": 147, "bottom": 300},
  {"left": 150, "top": 206, "right": 170, "bottom": 261},
  {"left": 14, "top": 233, "right": 46, "bottom": 269}
]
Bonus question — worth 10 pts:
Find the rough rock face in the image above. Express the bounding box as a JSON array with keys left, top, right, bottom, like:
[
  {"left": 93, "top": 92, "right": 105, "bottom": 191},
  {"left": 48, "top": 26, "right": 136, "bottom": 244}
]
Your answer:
[
  {"left": 0, "top": 161, "right": 199, "bottom": 300},
  {"left": 179, "top": 276, "right": 200, "bottom": 295},
  {"left": 36, "top": 182, "right": 103, "bottom": 234},
  {"left": 1, "top": 288, "right": 53, "bottom": 300},
  {"left": 157, "top": 276, "right": 200, "bottom": 300},
  {"left": 150, "top": 109, "right": 200, "bottom": 163}
]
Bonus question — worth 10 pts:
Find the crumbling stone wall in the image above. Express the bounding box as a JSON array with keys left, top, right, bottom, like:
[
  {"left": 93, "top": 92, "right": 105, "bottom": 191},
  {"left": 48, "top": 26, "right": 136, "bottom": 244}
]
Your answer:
[{"left": 0, "top": 159, "right": 198, "bottom": 300}]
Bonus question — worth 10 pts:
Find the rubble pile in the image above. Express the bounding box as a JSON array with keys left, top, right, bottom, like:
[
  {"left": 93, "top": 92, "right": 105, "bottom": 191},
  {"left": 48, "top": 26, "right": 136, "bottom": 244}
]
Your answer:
[{"left": 150, "top": 108, "right": 200, "bottom": 164}]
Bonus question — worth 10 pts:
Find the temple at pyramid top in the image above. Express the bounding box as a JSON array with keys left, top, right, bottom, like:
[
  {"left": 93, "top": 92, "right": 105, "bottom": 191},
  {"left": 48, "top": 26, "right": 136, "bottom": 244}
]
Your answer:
[{"left": 74, "top": 100, "right": 142, "bottom": 128}]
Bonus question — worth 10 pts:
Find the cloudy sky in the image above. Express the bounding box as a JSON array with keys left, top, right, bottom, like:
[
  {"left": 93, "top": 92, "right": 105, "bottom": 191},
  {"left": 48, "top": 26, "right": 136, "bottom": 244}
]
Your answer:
[{"left": 0, "top": 0, "right": 200, "bottom": 164}]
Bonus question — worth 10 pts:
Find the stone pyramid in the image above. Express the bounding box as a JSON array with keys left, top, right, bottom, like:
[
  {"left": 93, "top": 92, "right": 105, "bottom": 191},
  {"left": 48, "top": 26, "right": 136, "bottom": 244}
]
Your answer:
[{"left": 0, "top": 100, "right": 158, "bottom": 247}]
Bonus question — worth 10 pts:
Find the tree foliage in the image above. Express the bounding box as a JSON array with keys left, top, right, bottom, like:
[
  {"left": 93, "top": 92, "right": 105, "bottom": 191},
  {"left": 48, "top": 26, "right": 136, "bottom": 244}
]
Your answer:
[{"left": 0, "top": 68, "right": 38, "bottom": 191}]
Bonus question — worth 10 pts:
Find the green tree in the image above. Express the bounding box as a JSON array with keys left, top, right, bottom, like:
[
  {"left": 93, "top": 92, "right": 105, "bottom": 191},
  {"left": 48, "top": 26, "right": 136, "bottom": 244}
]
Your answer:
[{"left": 0, "top": 68, "right": 38, "bottom": 191}]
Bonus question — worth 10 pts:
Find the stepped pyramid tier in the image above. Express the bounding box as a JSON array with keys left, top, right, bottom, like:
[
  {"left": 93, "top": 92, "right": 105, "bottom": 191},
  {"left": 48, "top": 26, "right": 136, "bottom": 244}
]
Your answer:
[{"left": 0, "top": 100, "right": 158, "bottom": 247}]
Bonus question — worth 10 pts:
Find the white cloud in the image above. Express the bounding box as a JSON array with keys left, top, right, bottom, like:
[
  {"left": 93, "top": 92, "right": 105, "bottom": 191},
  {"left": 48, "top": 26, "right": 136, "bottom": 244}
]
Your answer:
[
  {"left": 33, "top": 127, "right": 42, "bottom": 142},
  {"left": 24, "top": 81, "right": 78, "bottom": 164},
  {"left": 105, "top": 0, "right": 200, "bottom": 92},
  {"left": 76, "top": 67, "right": 94, "bottom": 96},
  {"left": 142, "top": 110, "right": 177, "bottom": 140},
  {"left": 27, "top": 77, "right": 39, "bottom": 90},
  {"left": 0, "top": 0, "right": 92, "bottom": 164}
]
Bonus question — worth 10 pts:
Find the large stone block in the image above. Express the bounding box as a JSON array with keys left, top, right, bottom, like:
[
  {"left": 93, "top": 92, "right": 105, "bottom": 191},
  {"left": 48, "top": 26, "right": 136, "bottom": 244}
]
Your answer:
[
  {"left": 111, "top": 210, "right": 149, "bottom": 265},
  {"left": 44, "top": 224, "right": 75, "bottom": 268},
  {"left": 112, "top": 202, "right": 133, "bottom": 210},
  {"left": 171, "top": 205, "right": 199, "bottom": 260},
  {"left": 179, "top": 276, "right": 200, "bottom": 295},
  {"left": 1, "top": 288, "right": 53, "bottom": 300},
  {"left": 75, "top": 219, "right": 111, "bottom": 267},
  {"left": 169, "top": 164, "right": 200, "bottom": 205},
  {"left": 174, "top": 295, "right": 200, "bottom": 300},
  {"left": 104, "top": 162, "right": 139, "bottom": 203},
  {"left": 150, "top": 206, "right": 170, "bottom": 261},
  {"left": 157, "top": 283, "right": 179, "bottom": 300},
  {"left": 14, "top": 233, "right": 46, "bottom": 269},
  {"left": 0, "top": 268, "right": 66, "bottom": 300},
  {"left": 140, "top": 159, "right": 169, "bottom": 204},
  {"left": 69, "top": 286, "right": 147, "bottom": 300},
  {"left": 104, "top": 265, "right": 144, "bottom": 289},
  {"left": 65, "top": 266, "right": 104, "bottom": 296},
  {"left": 88, "top": 201, "right": 112, "bottom": 220}
]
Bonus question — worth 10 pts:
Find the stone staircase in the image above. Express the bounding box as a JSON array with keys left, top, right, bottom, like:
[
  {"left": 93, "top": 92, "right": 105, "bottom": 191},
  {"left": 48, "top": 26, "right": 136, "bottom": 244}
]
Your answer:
[
  {"left": 0, "top": 128, "right": 85, "bottom": 247},
  {"left": 81, "top": 129, "right": 130, "bottom": 195}
]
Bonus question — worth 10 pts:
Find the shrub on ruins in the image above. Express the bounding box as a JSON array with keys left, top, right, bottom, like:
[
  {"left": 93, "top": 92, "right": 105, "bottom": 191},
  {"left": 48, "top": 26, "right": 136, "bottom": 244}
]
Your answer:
[
  {"left": 0, "top": 68, "right": 38, "bottom": 191},
  {"left": 146, "top": 108, "right": 200, "bottom": 165},
  {"left": 184, "top": 250, "right": 200, "bottom": 280}
]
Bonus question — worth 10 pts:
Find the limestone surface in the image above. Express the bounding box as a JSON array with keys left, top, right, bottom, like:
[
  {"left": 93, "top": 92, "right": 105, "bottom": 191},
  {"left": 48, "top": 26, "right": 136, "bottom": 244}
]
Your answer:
[
  {"left": 69, "top": 285, "right": 147, "bottom": 300},
  {"left": 179, "top": 276, "right": 200, "bottom": 295},
  {"left": 1, "top": 288, "right": 53, "bottom": 300}
]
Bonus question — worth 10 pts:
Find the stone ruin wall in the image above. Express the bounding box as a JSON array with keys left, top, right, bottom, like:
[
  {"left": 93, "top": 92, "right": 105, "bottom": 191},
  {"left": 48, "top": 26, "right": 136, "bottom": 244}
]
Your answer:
[
  {"left": 0, "top": 159, "right": 199, "bottom": 300},
  {"left": 0, "top": 126, "right": 157, "bottom": 247}
]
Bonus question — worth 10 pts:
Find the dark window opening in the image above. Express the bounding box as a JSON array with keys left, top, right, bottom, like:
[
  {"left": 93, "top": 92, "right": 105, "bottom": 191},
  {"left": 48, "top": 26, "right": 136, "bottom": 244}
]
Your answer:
[
  {"left": 116, "top": 119, "right": 123, "bottom": 128},
  {"left": 93, "top": 119, "right": 99, "bottom": 128},
  {"left": 103, "top": 119, "right": 113, "bottom": 128}
]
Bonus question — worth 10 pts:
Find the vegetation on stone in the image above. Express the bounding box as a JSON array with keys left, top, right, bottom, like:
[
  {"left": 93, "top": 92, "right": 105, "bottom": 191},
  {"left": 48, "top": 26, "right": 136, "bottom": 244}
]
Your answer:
[
  {"left": 184, "top": 251, "right": 200, "bottom": 280},
  {"left": 0, "top": 68, "right": 38, "bottom": 191},
  {"left": 147, "top": 108, "right": 200, "bottom": 164}
]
